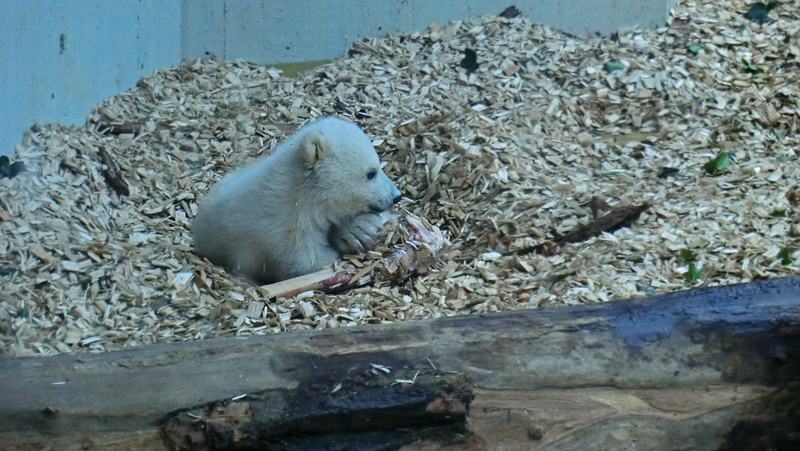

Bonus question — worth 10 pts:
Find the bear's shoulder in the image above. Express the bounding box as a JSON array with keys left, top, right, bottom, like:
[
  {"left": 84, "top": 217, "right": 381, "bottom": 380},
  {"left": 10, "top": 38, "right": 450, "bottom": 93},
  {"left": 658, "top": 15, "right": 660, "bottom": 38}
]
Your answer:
[{"left": 193, "top": 117, "right": 398, "bottom": 283}]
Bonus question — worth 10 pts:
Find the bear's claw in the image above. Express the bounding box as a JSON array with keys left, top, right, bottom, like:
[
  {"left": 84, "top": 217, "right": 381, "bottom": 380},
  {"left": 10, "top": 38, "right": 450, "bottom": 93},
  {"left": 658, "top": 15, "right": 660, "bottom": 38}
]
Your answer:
[{"left": 330, "top": 212, "right": 386, "bottom": 255}]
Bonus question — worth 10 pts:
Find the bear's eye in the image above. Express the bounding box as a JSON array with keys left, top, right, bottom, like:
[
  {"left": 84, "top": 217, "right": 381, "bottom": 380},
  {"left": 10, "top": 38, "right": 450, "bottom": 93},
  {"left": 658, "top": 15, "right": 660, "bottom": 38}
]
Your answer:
[{"left": 367, "top": 168, "right": 377, "bottom": 180}]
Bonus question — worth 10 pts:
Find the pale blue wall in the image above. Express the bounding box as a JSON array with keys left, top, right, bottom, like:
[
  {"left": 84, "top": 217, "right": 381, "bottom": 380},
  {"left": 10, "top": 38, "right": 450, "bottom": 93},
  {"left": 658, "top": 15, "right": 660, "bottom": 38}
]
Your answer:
[
  {"left": 183, "top": 0, "right": 678, "bottom": 65},
  {"left": 0, "top": 0, "right": 181, "bottom": 157},
  {"left": 1, "top": 0, "right": 677, "bottom": 157}
]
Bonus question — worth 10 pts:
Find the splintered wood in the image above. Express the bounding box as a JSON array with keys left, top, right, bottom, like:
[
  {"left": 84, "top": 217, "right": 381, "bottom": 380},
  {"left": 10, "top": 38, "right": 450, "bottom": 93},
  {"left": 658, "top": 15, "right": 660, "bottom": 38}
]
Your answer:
[
  {"left": 260, "top": 213, "right": 450, "bottom": 298},
  {"left": 1, "top": 0, "right": 799, "bottom": 357}
]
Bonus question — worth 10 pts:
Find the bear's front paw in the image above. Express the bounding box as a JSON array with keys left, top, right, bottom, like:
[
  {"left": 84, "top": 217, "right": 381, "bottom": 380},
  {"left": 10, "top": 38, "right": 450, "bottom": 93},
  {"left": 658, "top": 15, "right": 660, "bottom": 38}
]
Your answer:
[{"left": 330, "top": 212, "right": 386, "bottom": 255}]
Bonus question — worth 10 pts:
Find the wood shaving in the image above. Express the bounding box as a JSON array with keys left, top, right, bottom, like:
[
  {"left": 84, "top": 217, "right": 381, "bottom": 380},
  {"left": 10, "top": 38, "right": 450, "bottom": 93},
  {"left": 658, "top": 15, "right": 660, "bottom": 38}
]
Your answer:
[{"left": 1, "top": 0, "right": 799, "bottom": 357}]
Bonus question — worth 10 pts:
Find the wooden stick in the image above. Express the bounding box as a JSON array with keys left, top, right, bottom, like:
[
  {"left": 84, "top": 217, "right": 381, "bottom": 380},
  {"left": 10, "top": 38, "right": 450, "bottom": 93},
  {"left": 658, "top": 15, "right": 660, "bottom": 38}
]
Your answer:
[
  {"left": 259, "top": 213, "right": 449, "bottom": 298},
  {"left": 98, "top": 123, "right": 141, "bottom": 136},
  {"left": 518, "top": 202, "right": 651, "bottom": 256},
  {"left": 98, "top": 146, "right": 130, "bottom": 196}
]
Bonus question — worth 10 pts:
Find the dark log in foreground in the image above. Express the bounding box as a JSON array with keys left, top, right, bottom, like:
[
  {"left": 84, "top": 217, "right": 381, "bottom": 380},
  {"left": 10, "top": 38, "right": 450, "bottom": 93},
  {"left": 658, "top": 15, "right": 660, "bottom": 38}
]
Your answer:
[{"left": 1, "top": 276, "right": 800, "bottom": 450}]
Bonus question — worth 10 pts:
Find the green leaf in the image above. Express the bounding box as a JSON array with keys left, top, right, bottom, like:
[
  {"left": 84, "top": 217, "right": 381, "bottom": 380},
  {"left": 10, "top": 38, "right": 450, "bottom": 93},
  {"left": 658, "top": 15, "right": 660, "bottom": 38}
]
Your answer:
[
  {"left": 778, "top": 248, "right": 793, "bottom": 265},
  {"left": 772, "top": 128, "right": 784, "bottom": 140},
  {"left": 680, "top": 249, "right": 695, "bottom": 261},
  {"left": 603, "top": 61, "right": 626, "bottom": 73},
  {"left": 742, "top": 58, "right": 764, "bottom": 75},
  {"left": 703, "top": 152, "right": 731, "bottom": 175},
  {"left": 548, "top": 271, "right": 577, "bottom": 288},
  {"left": 685, "top": 262, "right": 702, "bottom": 282},
  {"left": 771, "top": 210, "right": 788, "bottom": 218},
  {"left": 687, "top": 43, "right": 702, "bottom": 54},
  {"left": 549, "top": 271, "right": 577, "bottom": 283}
]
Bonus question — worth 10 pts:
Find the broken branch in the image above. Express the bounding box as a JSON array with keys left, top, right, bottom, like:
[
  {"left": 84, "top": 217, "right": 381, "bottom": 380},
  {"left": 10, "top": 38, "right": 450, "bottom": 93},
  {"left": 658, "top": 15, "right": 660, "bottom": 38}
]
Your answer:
[
  {"left": 518, "top": 202, "right": 651, "bottom": 256},
  {"left": 97, "top": 146, "right": 130, "bottom": 196},
  {"left": 260, "top": 214, "right": 449, "bottom": 298}
]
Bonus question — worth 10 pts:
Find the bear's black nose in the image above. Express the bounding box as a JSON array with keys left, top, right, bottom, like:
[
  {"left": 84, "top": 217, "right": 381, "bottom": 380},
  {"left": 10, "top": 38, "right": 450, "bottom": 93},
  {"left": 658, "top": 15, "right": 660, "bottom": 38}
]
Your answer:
[{"left": 393, "top": 194, "right": 402, "bottom": 204}]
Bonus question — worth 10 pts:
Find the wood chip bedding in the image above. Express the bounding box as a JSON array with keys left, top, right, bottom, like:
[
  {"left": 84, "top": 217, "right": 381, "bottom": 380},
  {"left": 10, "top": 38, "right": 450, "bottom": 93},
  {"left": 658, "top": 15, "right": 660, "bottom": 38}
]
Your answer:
[{"left": 1, "top": 0, "right": 798, "bottom": 357}]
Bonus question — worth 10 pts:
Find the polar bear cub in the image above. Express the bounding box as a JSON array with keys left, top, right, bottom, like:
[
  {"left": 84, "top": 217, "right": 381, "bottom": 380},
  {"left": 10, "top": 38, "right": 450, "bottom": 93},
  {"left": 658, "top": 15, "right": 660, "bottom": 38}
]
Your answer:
[{"left": 192, "top": 117, "right": 401, "bottom": 283}]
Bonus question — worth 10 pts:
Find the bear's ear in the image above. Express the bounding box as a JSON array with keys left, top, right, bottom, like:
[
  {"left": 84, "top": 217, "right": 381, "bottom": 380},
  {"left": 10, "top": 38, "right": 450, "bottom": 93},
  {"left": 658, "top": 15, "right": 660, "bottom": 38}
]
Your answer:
[{"left": 299, "top": 131, "right": 329, "bottom": 168}]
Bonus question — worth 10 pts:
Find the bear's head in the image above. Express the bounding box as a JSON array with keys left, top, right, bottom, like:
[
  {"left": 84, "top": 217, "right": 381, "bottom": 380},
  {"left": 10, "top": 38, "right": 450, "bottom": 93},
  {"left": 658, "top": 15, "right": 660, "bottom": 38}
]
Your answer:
[{"left": 297, "top": 118, "right": 401, "bottom": 221}]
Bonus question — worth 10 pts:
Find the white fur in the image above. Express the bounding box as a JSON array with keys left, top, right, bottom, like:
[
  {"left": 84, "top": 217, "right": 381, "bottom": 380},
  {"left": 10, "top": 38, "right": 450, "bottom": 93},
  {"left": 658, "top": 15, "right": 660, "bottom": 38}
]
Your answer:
[{"left": 192, "top": 117, "right": 401, "bottom": 283}]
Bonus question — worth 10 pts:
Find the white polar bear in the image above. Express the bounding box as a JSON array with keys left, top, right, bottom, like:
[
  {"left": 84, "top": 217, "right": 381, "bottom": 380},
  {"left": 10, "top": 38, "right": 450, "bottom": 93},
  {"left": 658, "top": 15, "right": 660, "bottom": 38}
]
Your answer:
[{"left": 192, "top": 117, "right": 402, "bottom": 284}]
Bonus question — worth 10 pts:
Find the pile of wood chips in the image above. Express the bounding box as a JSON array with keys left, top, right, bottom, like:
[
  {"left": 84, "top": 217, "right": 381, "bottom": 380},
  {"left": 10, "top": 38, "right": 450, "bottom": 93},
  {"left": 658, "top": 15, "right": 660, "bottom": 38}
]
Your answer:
[{"left": 1, "top": 0, "right": 799, "bottom": 357}]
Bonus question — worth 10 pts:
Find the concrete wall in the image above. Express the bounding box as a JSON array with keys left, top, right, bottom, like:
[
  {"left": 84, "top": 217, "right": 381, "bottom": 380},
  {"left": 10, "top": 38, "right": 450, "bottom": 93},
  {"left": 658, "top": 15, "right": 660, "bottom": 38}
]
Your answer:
[
  {"left": 0, "top": 0, "right": 181, "bottom": 157},
  {"left": 0, "top": 0, "right": 678, "bottom": 157},
  {"left": 183, "top": 0, "right": 679, "bottom": 64}
]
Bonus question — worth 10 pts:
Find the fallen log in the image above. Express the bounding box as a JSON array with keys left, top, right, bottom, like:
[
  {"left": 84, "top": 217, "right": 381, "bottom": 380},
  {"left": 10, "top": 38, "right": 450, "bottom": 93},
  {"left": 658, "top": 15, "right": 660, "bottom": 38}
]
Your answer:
[{"left": 1, "top": 276, "right": 799, "bottom": 450}]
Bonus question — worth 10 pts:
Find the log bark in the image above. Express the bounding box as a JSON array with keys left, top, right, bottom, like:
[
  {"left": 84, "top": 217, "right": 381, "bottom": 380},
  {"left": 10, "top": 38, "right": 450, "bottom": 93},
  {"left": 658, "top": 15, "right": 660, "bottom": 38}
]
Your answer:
[{"left": 1, "top": 276, "right": 800, "bottom": 450}]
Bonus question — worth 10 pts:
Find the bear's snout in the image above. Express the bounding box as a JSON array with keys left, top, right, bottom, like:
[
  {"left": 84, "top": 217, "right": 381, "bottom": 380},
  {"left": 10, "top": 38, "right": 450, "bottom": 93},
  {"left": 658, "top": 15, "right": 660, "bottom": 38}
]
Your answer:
[
  {"left": 391, "top": 184, "right": 401, "bottom": 205},
  {"left": 370, "top": 183, "right": 401, "bottom": 212}
]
